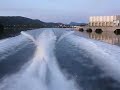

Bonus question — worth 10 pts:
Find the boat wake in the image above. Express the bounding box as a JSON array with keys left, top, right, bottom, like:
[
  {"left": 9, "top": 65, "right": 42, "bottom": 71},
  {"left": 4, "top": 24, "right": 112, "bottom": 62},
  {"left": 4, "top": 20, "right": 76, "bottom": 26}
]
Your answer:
[
  {"left": 0, "top": 35, "right": 29, "bottom": 61},
  {"left": 66, "top": 34, "right": 120, "bottom": 83},
  {"left": 0, "top": 30, "right": 78, "bottom": 90}
]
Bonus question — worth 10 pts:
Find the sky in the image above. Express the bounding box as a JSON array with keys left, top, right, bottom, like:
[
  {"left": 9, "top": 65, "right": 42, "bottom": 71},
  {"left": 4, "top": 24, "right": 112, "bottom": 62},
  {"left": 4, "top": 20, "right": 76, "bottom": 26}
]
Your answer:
[{"left": 0, "top": 0, "right": 120, "bottom": 23}]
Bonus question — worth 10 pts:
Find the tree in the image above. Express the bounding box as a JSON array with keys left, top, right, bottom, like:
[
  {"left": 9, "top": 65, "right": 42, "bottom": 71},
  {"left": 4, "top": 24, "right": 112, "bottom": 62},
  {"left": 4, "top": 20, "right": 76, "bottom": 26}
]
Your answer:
[{"left": 0, "top": 24, "right": 4, "bottom": 34}]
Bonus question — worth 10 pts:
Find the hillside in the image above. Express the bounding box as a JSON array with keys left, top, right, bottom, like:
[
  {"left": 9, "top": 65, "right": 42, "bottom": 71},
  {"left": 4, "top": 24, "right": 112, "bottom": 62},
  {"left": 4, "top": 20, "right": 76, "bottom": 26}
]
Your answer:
[
  {"left": 69, "top": 22, "right": 87, "bottom": 26},
  {"left": 0, "top": 16, "right": 46, "bottom": 28},
  {"left": 0, "top": 16, "right": 68, "bottom": 39},
  {"left": 0, "top": 16, "right": 67, "bottom": 28}
]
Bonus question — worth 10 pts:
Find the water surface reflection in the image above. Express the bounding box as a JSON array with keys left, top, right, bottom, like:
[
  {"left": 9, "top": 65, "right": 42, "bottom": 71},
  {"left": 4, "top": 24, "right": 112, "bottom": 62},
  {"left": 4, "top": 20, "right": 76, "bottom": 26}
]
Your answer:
[{"left": 87, "top": 32, "right": 120, "bottom": 46}]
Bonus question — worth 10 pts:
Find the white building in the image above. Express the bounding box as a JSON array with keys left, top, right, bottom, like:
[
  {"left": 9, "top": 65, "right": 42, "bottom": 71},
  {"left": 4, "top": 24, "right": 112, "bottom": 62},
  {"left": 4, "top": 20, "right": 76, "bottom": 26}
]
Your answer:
[{"left": 89, "top": 15, "right": 120, "bottom": 27}]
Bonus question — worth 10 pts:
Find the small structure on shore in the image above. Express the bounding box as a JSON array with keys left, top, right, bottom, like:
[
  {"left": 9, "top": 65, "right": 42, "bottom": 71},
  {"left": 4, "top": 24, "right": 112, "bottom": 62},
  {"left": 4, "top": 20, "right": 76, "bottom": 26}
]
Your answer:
[
  {"left": 89, "top": 15, "right": 120, "bottom": 27},
  {"left": 76, "top": 15, "right": 120, "bottom": 33}
]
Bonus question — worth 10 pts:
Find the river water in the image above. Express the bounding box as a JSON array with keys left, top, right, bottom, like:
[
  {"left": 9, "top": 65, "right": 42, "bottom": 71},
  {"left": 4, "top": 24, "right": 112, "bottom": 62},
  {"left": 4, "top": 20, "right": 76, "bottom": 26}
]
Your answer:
[{"left": 0, "top": 28, "right": 120, "bottom": 90}]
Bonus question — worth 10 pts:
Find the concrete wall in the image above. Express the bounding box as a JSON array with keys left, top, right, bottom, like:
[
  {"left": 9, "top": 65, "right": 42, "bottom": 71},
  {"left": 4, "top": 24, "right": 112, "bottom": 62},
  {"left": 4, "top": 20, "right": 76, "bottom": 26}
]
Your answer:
[{"left": 89, "top": 15, "right": 120, "bottom": 27}]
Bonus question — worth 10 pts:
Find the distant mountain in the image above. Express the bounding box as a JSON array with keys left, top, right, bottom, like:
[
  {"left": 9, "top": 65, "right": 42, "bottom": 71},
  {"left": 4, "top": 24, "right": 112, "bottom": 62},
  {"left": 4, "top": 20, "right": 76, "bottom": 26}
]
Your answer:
[
  {"left": 0, "top": 16, "right": 45, "bottom": 28},
  {"left": 0, "top": 16, "right": 66, "bottom": 28},
  {"left": 0, "top": 16, "right": 69, "bottom": 39},
  {"left": 69, "top": 22, "right": 87, "bottom": 26}
]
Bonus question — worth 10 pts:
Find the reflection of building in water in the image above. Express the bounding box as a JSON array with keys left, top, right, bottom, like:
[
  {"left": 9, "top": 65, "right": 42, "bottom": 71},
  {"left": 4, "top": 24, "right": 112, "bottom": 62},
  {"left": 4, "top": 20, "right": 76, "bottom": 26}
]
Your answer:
[
  {"left": 89, "top": 15, "right": 120, "bottom": 27},
  {"left": 89, "top": 32, "right": 120, "bottom": 45}
]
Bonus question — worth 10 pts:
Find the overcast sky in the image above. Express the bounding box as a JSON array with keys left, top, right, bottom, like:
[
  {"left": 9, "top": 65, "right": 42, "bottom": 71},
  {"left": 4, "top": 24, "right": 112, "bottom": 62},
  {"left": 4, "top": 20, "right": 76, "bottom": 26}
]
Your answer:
[{"left": 0, "top": 0, "right": 120, "bottom": 23}]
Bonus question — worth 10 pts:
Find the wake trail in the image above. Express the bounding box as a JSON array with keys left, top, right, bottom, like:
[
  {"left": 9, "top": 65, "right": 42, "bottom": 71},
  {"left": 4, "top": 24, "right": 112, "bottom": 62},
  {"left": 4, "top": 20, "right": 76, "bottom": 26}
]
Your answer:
[
  {"left": 0, "top": 30, "right": 78, "bottom": 90},
  {"left": 0, "top": 35, "right": 30, "bottom": 61},
  {"left": 66, "top": 34, "right": 120, "bottom": 83}
]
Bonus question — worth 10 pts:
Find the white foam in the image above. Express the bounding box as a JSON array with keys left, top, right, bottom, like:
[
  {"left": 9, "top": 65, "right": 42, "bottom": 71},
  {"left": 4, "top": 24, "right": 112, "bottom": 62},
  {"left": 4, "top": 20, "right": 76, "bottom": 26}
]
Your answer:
[
  {"left": 57, "top": 31, "right": 74, "bottom": 43},
  {"left": 66, "top": 35, "right": 120, "bottom": 82},
  {"left": 21, "top": 31, "right": 36, "bottom": 44},
  {"left": 0, "top": 35, "right": 29, "bottom": 60},
  {"left": 0, "top": 30, "right": 78, "bottom": 90}
]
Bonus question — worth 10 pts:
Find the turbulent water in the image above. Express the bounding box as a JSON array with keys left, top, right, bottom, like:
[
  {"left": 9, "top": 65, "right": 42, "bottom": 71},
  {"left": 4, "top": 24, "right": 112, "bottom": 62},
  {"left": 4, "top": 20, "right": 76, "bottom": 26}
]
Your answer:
[
  {"left": 0, "top": 28, "right": 120, "bottom": 90},
  {"left": 0, "top": 29, "right": 78, "bottom": 90}
]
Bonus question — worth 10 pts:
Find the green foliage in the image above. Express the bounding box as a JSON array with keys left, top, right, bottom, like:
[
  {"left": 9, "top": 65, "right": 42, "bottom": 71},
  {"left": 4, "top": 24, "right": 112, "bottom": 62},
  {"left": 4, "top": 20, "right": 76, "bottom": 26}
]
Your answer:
[
  {"left": 0, "top": 24, "right": 4, "bottom": 34},
  {"left": 0, "top": 16, "right": 45, "bottom": 28}
]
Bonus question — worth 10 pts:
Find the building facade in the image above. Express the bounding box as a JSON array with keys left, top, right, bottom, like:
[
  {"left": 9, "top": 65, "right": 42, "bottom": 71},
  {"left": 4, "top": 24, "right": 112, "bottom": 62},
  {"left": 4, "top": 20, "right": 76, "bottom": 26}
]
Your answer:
[{"left": 89, "top": 15, "right": 120, "bottom": 27}]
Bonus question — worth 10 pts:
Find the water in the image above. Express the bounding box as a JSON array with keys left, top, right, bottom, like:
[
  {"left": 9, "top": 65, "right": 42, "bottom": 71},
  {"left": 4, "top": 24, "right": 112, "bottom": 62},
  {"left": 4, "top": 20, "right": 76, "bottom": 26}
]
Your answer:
[
  {"left": 0, "top": 28, "right": 120, "bottom": 90},
  {"left": 0, "top": 29, "right": 78, "bottom": 90},
  {"left": 80, "top": 31, "right": 120, "bottom": 46}
]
